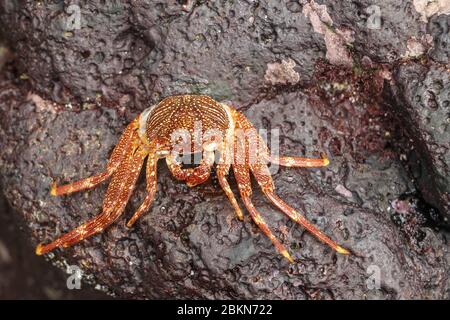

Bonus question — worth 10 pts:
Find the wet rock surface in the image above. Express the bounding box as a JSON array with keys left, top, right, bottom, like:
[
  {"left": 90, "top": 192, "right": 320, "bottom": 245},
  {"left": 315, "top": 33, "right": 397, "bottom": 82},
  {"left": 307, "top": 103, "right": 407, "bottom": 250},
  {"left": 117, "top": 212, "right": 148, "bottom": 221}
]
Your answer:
[
  {"left": 428, "top": 13, "right": 450, "bottom": 63},
  {"left": 326, "top": 0, "right": 426, "bottom": 62},
  {"left": 0, "top": 0, "right": 328, "bottom": 110},
  {"left": 391, "top": 62, "right": 449, "bottom": 225},
  {"left": 0, "top": 67, "right": 448, "bottom": 299},
  {"left": 0, "top": 194, "right": 108, "bottom": 299},
  {"left": 0, "top": 1, "right": 449, "bottom": 299}
]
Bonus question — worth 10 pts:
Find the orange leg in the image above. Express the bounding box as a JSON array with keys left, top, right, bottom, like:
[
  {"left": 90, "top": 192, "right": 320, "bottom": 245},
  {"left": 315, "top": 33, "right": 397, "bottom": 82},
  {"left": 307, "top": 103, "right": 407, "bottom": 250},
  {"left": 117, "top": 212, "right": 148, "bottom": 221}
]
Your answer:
[
  {"left": 232, "top": 109, "right": 329, "bottom": 169},
  {"left": 166, "top": 152, "right": 213, "bottom": 187},
  {"left": 265, "top": 192, "right": 349, "bottom": 255},
  {"left": 50, "top": 118, "right": 139, "bottom": 196},
  {"left": 232, "top": 163, "right": 294, "bottom": 263},
  {"left": 126, "top": 153, "right": 158, "bottom": 227},
  {"left": 231, "top": 110, "right": 293, "bottom": 262},
  {"left": 216, "top": 163, "right": 243, "bottom": 220},
  {"left": 36, "top": 145, "right": 147, "bottom": 255},
  {"left": 249, "top": 161, "right": 349, "bottom": 255},
  {"left": 268, "top": 153, "right": 330, "bottom": 168},
  {"left": 233, "top": 109, "right": 348, "bottom": 260}
]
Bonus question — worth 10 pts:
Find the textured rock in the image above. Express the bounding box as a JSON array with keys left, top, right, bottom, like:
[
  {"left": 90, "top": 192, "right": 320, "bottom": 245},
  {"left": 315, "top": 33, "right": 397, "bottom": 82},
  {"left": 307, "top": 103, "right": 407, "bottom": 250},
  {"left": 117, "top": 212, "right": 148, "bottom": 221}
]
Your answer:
[
  {"left": 413, "top": 0, "right": 450, "bottom": 23},
  {"left": 0, "top": 193, "right": 107, "bottom": 299},
  {"left": 325, "top": 0, "right": 427, "bottom": 62},
  {"left": 428, "top": 13, "right": 450, "bottom": 63},
  {"left": 391, "top": 62, "right": 450, "bottom": 225},
  {"left": 301, "top": 0, "right": 354, "bottom": 66},
  {"left": 264, "top": 58, "right": 300, "bottom": 85},
  {"left": 0, "top": 65, "right": 448, "bottom": 299},
  {"left": 0, "top": 1, "right": 327, "bottom": 110}
]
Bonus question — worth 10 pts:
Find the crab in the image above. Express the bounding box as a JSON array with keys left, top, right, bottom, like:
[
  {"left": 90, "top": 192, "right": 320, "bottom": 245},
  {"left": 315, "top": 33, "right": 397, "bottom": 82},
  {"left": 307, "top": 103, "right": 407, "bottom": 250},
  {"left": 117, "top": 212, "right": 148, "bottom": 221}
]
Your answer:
[{"left": 36, "top": 95, "right": 349, "bottom": 262}]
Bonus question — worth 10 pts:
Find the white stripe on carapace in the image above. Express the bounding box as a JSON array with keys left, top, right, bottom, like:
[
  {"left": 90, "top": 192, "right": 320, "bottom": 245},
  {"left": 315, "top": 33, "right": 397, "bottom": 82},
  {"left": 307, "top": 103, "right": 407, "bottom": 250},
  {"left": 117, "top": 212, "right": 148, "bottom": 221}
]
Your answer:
[{"left": 138, "top": 104, "right": 156, "bottom": 144}]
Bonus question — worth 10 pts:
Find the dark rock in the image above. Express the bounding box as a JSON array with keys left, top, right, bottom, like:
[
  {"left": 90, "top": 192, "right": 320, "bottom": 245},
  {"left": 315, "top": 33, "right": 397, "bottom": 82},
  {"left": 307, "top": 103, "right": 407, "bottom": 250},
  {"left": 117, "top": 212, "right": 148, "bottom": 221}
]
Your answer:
[
  {"left": 391, "top": 62, "right": 450, "bottom": 225},
  {"left": 0, "top": 1, "right": 327, "bottom": 110},
  {"left": 428, "top": 14, "right": 450, "bottom": 64},
  {"left": 391, "top": 191, "right": 443, "bottom": 250},
  {"left": 325, "top": 0, "right": 426, "bottom": 62},
  {"left": 0, "top": 65, "right": 448, "bottom": 298},
  {"left": 0, "top": 193, "right": 108, "bottom": 299}
]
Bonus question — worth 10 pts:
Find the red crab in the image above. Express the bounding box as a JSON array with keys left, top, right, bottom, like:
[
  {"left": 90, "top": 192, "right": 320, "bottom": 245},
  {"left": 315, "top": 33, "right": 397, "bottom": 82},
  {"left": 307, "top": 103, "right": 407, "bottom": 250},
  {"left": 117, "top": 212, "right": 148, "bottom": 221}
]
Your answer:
[{"left": 36, "top": 95, "right": 349, "bottom": 262}]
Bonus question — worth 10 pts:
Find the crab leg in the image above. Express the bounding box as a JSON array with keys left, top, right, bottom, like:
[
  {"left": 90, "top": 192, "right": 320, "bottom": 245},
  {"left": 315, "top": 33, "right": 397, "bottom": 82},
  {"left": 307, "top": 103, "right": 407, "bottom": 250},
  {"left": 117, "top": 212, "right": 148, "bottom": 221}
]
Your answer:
[
  {"left": 216, "top": 163, "right": 244, "bottom": 221},
  {"left": 268, "top": 154, "right": 330, "bottom": 168},
  {"left": 231, "top": 110, "right": 294, "bottom": 261},
  {"left": 36, "top": 145, "right": 147, "bottom": 255},
  {"left": 233, "top": 110, "right": 330, "bottom": 169},
  {"left": 215, "top": 141, "right": 244, "bottom": 220},
  {"left": 232, "top": 163, "right": 294, "bottom": 263},
  {"left": 265, "top": 192, "right": 349, "bottom": 254},
  {"left": 50, "top": 118, "right": 139, "bottom": 196},
  {"left": 126, "top": 153, "right": 158, "bottom": 227},
  {"left": 232, "top": 109, "right": 349, "bottom": 259},
  {"left": 250, "top": 161, "right": 349, "bottom": 255}
]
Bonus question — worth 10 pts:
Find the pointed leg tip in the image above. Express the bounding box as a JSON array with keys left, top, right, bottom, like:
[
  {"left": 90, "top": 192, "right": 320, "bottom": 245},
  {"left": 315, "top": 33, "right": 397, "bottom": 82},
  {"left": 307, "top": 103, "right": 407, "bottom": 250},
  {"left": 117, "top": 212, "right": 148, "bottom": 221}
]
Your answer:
[
  {"left": 281, "top": 250, "right": 295, "bottom": 263},
  {"left": 336, "top": 246, "right": 350, "bottom": 255},
  {"left": 50, "top": 183, "right": 58, "bottom": 196},
  {"left": 126, "top": 214, "right": 142, "bottom": 228},
  {"left": 35, "top": 243, "right": 44, "bottom": 255},
  {"left": 320, "top": 153, "right": 330, "bottom": 166}
]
